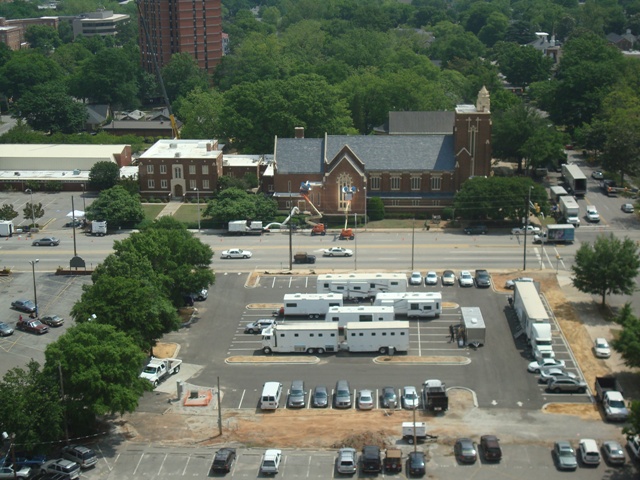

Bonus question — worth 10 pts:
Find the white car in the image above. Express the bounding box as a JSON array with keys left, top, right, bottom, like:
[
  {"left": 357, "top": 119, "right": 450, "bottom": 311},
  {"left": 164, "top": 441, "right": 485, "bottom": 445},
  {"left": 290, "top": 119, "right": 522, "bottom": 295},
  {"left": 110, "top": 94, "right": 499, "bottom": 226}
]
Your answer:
[
  {"left": 458, "top": 271, "right": 474, "bottom": 287},
  {"left": 594, "top": 337, "right": 611, "bottom": 358},
  {"left": 357, "top": 389, "right": 374, "bottom": 410},
  {"left": 402, "top": 386, "right": 419, "bottom": 409},
  {"left": 511, "top": 225, "right": 541, "bottom": 235},
  {"left": 527, "top": 358, "right": 565, "bottom": 373},
  {"left": 505, "top": 277, "right": 534, "bottom": 289},
  {"left": 323, "top": 247, "right": 353, "bottom": 257},
  {"left": 221, "top": 248, "right": 252, "bottom": 259},
  {"left": 622, "top": 203, "right": 635, "bottom": 213},
  {"left": 425, "top": 271, "right": 439, "bottom": 285},
  {"left": 260, "top": 449, "right": 282, "bottom": 474},
  {"left": 409, "top": 271, "right": 423, "bottom": 285},
  {"left": 585, "top": 205, "right": 600, "bottom": 222}
]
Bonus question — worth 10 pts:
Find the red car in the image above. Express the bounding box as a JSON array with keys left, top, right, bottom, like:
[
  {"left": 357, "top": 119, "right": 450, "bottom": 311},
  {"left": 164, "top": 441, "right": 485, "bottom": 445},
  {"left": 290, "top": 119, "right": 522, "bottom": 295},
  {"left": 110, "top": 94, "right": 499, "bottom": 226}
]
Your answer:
[{"left": 16, "top": 319, "right": 49, "bottom": 334}]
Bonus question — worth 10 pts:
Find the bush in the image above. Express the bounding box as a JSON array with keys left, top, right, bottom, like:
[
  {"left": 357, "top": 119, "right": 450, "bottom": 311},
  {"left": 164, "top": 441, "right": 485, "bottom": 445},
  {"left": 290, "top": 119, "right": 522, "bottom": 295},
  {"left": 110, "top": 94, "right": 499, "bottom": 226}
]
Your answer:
[{"left": 367, "top": 197, "right": 385, "bottom": 221}]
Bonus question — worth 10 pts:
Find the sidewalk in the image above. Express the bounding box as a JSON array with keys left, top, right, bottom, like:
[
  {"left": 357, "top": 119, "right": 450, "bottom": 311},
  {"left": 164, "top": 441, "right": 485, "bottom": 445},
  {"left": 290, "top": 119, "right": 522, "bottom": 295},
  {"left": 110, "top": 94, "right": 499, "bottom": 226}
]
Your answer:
[{"left": 155, "top": 200, "right": 182, "bottom": 218}]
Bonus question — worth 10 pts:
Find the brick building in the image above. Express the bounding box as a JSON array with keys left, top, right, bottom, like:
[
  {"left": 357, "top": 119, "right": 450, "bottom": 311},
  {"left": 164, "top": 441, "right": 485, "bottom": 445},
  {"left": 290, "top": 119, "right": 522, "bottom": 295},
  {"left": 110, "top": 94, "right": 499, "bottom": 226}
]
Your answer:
[
  {"left": 270, "top": 88, "right": 492, "bottom": 217},
  {"left": 0, "top": 16, "right": 58, "bottom": 50},
  {"left": 137, "top": 0, "right": 223, "bottom": 74}
]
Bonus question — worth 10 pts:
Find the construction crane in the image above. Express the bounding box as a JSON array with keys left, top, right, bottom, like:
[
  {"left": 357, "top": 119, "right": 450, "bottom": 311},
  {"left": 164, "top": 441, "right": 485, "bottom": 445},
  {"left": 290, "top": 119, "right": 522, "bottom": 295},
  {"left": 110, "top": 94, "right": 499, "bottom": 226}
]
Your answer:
[
  {"left": 136, "top": 0, "right": 180, "bottom": 139},
  {"left": 340, "top": 186, "right": 357, "bottom": 240},
  {"left": 299, "top": 181, "right": 326, "bottom": 236}
]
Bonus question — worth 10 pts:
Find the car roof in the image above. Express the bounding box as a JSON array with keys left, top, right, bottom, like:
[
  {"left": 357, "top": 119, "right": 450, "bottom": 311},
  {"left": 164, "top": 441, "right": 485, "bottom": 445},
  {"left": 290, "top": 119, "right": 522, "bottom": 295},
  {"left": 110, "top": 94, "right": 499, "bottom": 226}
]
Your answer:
[{"left": 556, "top": 440, "right": 573, "bottom": 449}]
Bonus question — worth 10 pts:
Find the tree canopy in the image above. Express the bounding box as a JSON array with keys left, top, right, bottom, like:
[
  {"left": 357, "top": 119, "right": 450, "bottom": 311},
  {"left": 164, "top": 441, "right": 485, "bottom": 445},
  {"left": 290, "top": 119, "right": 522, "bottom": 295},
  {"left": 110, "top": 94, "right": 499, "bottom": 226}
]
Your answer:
[
  {"left": 86, "top": 185, "right": 145, "bottom": 228},
  {"left": 89, "top": 160, "right": 121, "bottom": 191},
  {"left": 205, "top": 188, "right": 278, "bottom": 225}
]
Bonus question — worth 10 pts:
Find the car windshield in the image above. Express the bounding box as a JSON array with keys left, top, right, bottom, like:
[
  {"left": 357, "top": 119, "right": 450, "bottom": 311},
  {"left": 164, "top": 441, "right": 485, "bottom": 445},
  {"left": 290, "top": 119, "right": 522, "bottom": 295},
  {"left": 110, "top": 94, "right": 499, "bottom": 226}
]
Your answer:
[
  {"left": 559, "top": 449, "right": 573, "bottom": 457},
  {"left": 360, "top": 394, "right": 372, "bottom": 401},
  {"left": 291, "top": 388, "right": 303, "bottom": 396},
  {"left": 263, "top": 460, "right": 275, "bottom": 467},
  {"left": 315, "top": 390, "right": 326, "bottom": 398},
  {"left": 596, "top": 341, "right": 607, "bottom": 348},
  {"left": 405, "top": 391, "right": 417, "bottom": 400}
]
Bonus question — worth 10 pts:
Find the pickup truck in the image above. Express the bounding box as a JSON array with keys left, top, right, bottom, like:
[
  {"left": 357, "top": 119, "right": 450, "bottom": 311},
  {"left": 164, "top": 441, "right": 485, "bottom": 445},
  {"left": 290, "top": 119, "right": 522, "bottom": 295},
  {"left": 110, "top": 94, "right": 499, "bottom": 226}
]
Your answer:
[
  {"left": 16, "top": 318, "right": 49, "bottom": 335},
  {"left": 595, "top": 376, "right": 629, "bottom": 422},
  {"left": 139, "top": 357, "right": 182, "bottom": 387},
  {"left": 422, "top": 379, "right": 448, "bottom": 412}
]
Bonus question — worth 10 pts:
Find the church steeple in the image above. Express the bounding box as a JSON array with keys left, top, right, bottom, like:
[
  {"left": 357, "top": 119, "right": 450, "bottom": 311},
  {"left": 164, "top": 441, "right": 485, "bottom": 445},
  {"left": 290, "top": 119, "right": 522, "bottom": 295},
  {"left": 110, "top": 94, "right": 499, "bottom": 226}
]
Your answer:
[{"left": 476, "top": 86, "right": 490, "bottom": 113}]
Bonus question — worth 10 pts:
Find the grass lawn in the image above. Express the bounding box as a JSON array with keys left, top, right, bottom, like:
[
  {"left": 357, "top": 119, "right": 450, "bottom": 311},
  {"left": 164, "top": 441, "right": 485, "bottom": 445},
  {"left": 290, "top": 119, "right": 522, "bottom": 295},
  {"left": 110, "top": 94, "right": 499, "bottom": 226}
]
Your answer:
[
  {"left": 142, "top": 204, "right": 165, "bottom": 220},
  {"left": 173, "top": 204, "right": 204, "bottom": 223},
  {"left": 366, "top": 219, "right": 436, "bottom": 229}
]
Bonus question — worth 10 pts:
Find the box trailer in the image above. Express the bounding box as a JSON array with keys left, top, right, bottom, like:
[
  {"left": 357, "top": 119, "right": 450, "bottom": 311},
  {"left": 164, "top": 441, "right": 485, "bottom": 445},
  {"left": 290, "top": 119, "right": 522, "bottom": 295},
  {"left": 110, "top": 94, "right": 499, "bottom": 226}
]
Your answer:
[
  {"left": 342, "top": 321, "right": 410, "bottom": 354},
  {"left": 326, "top": 306, "right": 395, "bottom": 327},
  {"left": 549, "top": 185, "right": 569, "bottom": 203},
  {"left": 374, "top": 292, "right": 442, "bottom": 318},
  {"left": 533, "top": 224, "right": 575, "bottom": 244},
  {"left": 273, "top": 293, "right": 343, "bottom": 318},
  {"left": 317, "top": 273, "right": 407, "bottom": 299},
  {"left": 561, "top": 164, "right": 587, "bottom": 197},
  {"left": 0, "top": 220, "right": 14, "bottom": 237},
  {"left": 559, "top": 196, "right": 580, "bottom": 227},
  {"left": 513, "top": 282, "right": 554, "bottom": 355},
  {"left": 261, "top": 323, "right": 339, "bottom": 354},
  {"left": 460, "top": 307, "right": 486, "bottom": 347},
  {"left": 228, "top": 220, "right": 264, "bottom": 235}
]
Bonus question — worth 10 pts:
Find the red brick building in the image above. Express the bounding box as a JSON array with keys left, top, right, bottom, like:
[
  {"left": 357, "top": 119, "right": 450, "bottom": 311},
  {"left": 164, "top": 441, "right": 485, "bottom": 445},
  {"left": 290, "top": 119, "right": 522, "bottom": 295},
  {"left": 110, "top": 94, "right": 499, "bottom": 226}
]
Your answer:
[
  {"left": 137, "top": 0, "right": 223, "bottom": 74},
  {"left": 0, "top": 16, "right": 59, "bottom": 50}
]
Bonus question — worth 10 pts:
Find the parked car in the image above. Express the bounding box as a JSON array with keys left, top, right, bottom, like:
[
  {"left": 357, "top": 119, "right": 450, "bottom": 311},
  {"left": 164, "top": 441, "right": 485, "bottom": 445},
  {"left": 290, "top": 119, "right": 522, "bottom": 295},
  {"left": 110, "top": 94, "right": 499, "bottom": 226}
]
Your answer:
[
  {"left": 621, "top": 203, "right": 635, "bottom": 213},
  {"left": 628, "top": 435, "right": 640, "bottom": 461},
  {"left": 409, "top": 271, "right": 423, "bottom": 285},
  {"left": 454, "top": 438, "right": 477, "bottom": 463},
  {"left": 442, "top": 270, "right": 456, "bottom": 286},
  {"left": 425, "top": 271, "right": 438, "bottom": 285},
  {"left": 601, "top": 440, "right": 625, "bottom": 466},
  {"left": 458, "top": 271, "right": 474, "bottom": 287},
  {"left": 592, "top": 170, "right": 604, "bottom": 179},
  {"left": 585, "top": 205, "right": 600, "bottom": 223},
  {"left": 312, "top": 386, "right": 328, "bottom": 408},
  {"left": 64, "top": 219, "right": 82, "bottom": 228},
  {"left": 547, "top": 376, "right": 587, "bottom": 393},
  {"left": 32, "top": 236, "right": 60, "bottom": 246},
  {"left": 0, "top": 322, "right": 14, "bottom": 336},
  {"left": 211, "top": 448, "right": 236, "bottom": 473},
  {"left": 323, "top": 247, "right": 353, "bottom": 257},
  {"left": 474, "top": 269, "right": 491, "bottom": 288},
  {"left": 381, "top": 386, "right": 397, "bottom": 409},
  {"left": 244, "top": 319, "right": 276, "bottom": 334},
  {"left": 480, "top": 435, "right": 502, "bottom": 461},
  {"left": 463, "top": 224, "right": 487, "bottom": 235},
  {"left": 553, "top": 441, "right": 578, "bottom": 470},
  {"left": 40, "top": 459, "right": 81, "bottom": 479},
  {"left": 11, "top": 299, "right": 36, "bottom": 313},
  {"left": 538, "top": 367, "right": 577, "bottom": 384},
  {"left": 0, "top": 466, "right": 31, "bottom": 479},
  {"left": 61, "top": 445, "right": 97, "bottom": 469},
  {"left": 336, "top": 448, "right": 357, "bottom": 475},
  {"left": 357, "top": 389, "right": 374, "bottom": 410},
  {"left": 361, "top": 446, "right": 382, "bottom": 473},
  {"left": 594, "top": 337, "right": 611, "bottom": 358},
  {"left": 220, "top": 248, "right": 252, "bottom": 259},
  {"left": 260, "top": 449, "right": 282, "bottom": 474},
  {"left": 16, "top": 319, "right": 48, "bottom": 335},
  {"left": 527, "top": 358, "right": 565, "bottom": 373},
  {"left": 40, "top": 315, "right": 64, "bottom": 327},
  {"left": 193, "top": 289, "right": 208, "bottom": 301},
  {"left": 511, "top": 225, "right": 541, "bottom": 235},
  {"left": 12, "top": 453, "right": 46, "bottom": 469},
  {"left": 287, "top": 380, "right": 306, "bottom": 408},
  {"left": 578, "top": 439, "right": 601, "bottom": 466},
  {"left": 402, "top": 386, "right": 419, "bottom": 409},
  {"left": 407, "top": 451, "right": 426, "bottom": 476},
  {"left": 504, "top": 277, "right": 534, "bottom": 289},
  {"left": 334, "top": 380, "right": 352, "bottom": 409}
]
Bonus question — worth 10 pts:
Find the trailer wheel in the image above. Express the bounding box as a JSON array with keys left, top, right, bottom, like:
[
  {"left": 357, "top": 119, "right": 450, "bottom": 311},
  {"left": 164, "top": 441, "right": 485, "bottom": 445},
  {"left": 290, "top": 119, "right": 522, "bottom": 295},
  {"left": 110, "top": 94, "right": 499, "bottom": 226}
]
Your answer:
[
  {"left": 407, "top": 437, "right": 414, "bottom": 445},
  {"left": 172, "top": 365, "right": 180, "bottom": 374},
  {"left": 263, "top": 347, "right": 272, "bottom": 354},
  {"left": 317, "top": 348, "right": 324, "bottom": 354},
  {"left": 307, "top": 348, "right": 315, "bottom": 354},
  {"left": 378, "top": 347, "right": 388, "bottom": 354}
]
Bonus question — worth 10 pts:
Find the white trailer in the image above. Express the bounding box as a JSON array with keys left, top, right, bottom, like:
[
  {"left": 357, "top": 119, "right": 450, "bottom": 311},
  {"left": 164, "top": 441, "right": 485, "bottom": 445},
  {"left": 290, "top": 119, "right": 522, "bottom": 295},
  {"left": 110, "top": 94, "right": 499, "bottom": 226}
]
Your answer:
[
  {"left": 317, "top": 273, "right": 407, "bottom": 299},
  {"left": 513, "top": 282, "right": 553, "bottom": 353},
  {"left": 374, "top": 292, "right": 442, "bottom": 318},
  {"left": 274, "top": 293, "right": 343, "bottom": 318},
  {"left": 460, "top": 307, "right": 486, "bottom": 346},
  {"left": 326, "top": 305, "right": 395, "bottom": 327},
  {"left": 0, "top": 220, "right": 14, "bottom": 237},
  {"left": 228, "top": 220, "right": 264, "bottom": 235},
  {"left": 261, "top": 323, "right": 339, "bottom": 354},
  {"left": 559, "top": 196, "right": 580, "bottom": 226},
  {"left": 561, "top": 164, "right": 587, "bottom": 197},
  {"left": 342, "top": 321, "right": 410, "bottom": 354}
]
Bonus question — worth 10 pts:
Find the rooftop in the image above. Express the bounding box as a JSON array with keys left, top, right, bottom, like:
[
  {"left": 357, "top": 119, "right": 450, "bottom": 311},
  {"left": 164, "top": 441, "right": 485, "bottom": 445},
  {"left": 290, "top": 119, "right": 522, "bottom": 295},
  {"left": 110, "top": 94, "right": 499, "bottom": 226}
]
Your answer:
[{"left": 140, "top": 140, "right": 222, "bottom": 160}]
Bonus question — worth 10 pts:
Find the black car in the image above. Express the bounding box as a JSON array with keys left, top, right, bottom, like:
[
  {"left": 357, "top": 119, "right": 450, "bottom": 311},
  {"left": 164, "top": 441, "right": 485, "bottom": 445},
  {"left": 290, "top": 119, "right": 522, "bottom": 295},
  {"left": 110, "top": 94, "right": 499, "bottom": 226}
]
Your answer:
[
  {"left": 11, "top": 299, "right": 36, "bottom": 313},
  {"left": 480, "top": 435, "right": 502, "bottom": 461},
  {"left": 463, "top": 224, "right": 487, "bottom": 235},
  {"left": 361, "top": 445, "right": 382, "bottom": 473},
  {"left": 474, "top": 270, "right": 491, "bottom": 288},
  {"left": 211, "top": 448, "right": 236, "bottom": 473},
  {"left": 407, "top": 451, "right": 426, "bottom": 477}
]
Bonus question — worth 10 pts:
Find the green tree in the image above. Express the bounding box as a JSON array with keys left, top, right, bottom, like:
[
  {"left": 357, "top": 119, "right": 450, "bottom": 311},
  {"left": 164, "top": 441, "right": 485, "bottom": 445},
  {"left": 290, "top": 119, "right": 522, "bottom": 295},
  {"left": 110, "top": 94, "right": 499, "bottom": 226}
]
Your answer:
[
  {"left": 429, "top": 21, "right": 486, "bottom": 66},
  {"left": 611, "top": 303, "right": 640, "bottom": 368},
  {"left": 43, "top": 322, "right": 149, "bottom": 432},
  {"left": 206, "top": 187, "right": 270, "bottom": 224},
  {"left": 492, "top": 102, "right": 546, "bottom": 171},
  {"left": 367, "top": 197, "right": 385, "bottom": 221},
  {"left": 478, "top": 12, "right": 509, "bottom": 47},
  {"left": 0, "top": 360, "right": 64, "bottom": 451},
  {"left": 24, "top": 24, "right": 61, "bottom": 54},
  {"left": 521, "top": 125, "right": 567, "bottom": 171},
  {"left": 23, "top": 201, "right": 44, "bottom": 227},
  {"left": 0, "top": 50, "right": 64, "bottom": 100},
  {"left": 493, "top": 42, "right": 554, "bottom": 87},
  {"left": 51, "top": 42, "right": 93, "bottom": 74},
  {"left": 88, "top": 160, "right": 120, "bottom": 190},
  {"left": 174, "top": 88, "right": 224, "bottom": 139},
  {"left": 0, "top": 203, "right": 18, "bottom": 220},
  {"left": 86, "top": 185, "right": 145, "bottom": 228},
  {"left": 161, "top": 53, "right": 210, "bottom": 103},
  {"left": 17, "top": 81, "right": 87, "bottom": 133},
  {"left": 571, "top": 234, "right": 640, "bottom": 306}
]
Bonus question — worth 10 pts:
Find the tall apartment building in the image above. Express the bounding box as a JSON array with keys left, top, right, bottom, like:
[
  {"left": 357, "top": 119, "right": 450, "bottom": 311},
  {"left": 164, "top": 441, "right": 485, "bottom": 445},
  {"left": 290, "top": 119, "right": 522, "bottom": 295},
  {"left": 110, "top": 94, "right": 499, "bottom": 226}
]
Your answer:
[{"left": 137, "top": 0, "right": 223, "bottom": 74}]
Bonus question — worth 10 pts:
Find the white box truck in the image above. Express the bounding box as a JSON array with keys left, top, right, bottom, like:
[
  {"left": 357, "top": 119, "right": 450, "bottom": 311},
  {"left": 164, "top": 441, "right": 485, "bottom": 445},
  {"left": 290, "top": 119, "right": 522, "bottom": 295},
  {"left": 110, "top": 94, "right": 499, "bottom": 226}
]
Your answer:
[
  {"left": 460, "top": 307, "right": 486, "bottom": 346},
  {"left": 261, "top": 323, "right": 339, "bottom": 354},
  {"left": 326, "top": 305, "right": 394, "bottom": 328},
  {"left": 273, "top": 293, "right": 343, "bottom": 318},
  {"left": 374, "top": 292, "right": 442, "bottom": 318},
  {"left": 84, "top": 220, "right": 107, "bottom": 236},
  {"left": 342, "top": 321, "right": 410, "bottom": 354},
  {"left": 513, "top": 282, "right": 554, "bottom": 358},
  {"left": 228, "top": 220, "right": 264, "bottom": 235},
  {"left": 317, "top": 273, "right": 407, "bottom": 299},
  {"left": 0, "top": 220, "right": 14, "bottom": 237},
  {"left": 561, "top": 164, "right": 587, "bottom": 197},
  {"left": 559, "top": 196, "right": 580, "bottom": 227}
]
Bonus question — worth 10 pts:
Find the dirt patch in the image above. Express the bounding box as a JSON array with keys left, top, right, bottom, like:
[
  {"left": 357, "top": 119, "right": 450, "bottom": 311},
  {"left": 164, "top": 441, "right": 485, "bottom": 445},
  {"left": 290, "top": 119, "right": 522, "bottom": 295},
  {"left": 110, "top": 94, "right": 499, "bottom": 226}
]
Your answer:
[
  {"left": 152, "top": 342, "right": 178, "bottom": 359},
  {"left": 543, "top": 403, "right": 601, "bottom": 421}
]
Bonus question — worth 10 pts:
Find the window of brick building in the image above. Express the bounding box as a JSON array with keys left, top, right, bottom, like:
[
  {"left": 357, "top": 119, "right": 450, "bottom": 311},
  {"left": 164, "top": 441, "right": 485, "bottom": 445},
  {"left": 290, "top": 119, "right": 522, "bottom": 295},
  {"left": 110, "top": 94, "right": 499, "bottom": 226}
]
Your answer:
[
  {"left": 390, "top": 176, "right": 401, "bottom": 190},
  {"left": 431, "top": 176, "right": 442, "bottom": 190},
  {"left": 370, "top": 177, "right": 380, "bottom": 190},
  {"left": 148, "top": 179, "right": 155, "bottom": 188},
  {"left": 160, "top": 164, "right": 167, "bottom": 174},
  {"left": 161, "top": 179, "right": 168, "bottom": 189},
  {"left": 146, "top": 164, "right": 154, "bottom": 174}
]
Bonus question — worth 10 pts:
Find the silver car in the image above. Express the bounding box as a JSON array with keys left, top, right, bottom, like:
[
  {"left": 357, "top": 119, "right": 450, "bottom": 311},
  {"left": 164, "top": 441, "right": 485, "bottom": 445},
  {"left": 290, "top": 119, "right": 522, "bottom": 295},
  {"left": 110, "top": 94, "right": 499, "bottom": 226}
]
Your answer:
[
  {"left": 402, "top": 386, "right": 419, "bottom": 409},
  {"left": 547, "top": 376, "right": 587, "bottom": 393},
  {"left": 554, "top": 441, "right": 578, "bottom": 470},
  {"left": 287, "top": 380, "right": 306, "bottom": 408},
  {"left": 357, "top": 389, "right": 374, "bottom": 410},
  {"left": 602, "top": 440, "right": 625, "bottom": 465},
  {"left": 538, "top": 367, "right": 577, "bottom": 384},
  {"left": 336, "top": 448, "right": 357, "bottom": 474},
  {"left": 0, "top": 322, "right": 14, "bottom": 336},
  {"left": 442, "top": 270, "right": 456, "bottom": 286}
]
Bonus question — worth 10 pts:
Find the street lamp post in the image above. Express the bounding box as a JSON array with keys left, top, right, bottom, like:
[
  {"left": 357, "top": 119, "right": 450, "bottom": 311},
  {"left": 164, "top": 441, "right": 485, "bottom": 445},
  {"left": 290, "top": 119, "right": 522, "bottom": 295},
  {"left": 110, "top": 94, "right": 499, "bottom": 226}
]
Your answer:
[
  {"left": 29, "top": 259, "right": 39, "bottom": 317},
  {"left": 80, "top": 184, "right": 86, "bottom": 212},
  {"left": 25, "top": 188, "right": 35, "bottom": 229},
  {"left": 523, "top": 186, "right": 533, "bottom": 270},
  {"left": 193, "top": 188, "right": 201, "bottom": 232}
]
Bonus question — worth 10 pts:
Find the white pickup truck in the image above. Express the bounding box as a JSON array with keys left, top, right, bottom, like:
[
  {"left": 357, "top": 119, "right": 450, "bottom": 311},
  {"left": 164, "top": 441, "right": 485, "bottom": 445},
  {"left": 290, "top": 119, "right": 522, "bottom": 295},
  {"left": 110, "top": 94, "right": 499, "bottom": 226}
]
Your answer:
[{"left": 140, "top": 357, "right": 182, "bottom": 387}]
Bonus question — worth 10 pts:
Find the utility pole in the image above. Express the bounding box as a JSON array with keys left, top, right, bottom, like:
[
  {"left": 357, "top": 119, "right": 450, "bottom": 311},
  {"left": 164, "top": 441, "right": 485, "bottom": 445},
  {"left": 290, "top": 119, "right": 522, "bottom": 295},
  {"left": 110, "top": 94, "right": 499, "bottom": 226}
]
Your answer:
[{"left": 523, "top": 186, "right": 533, "bottom": 270}]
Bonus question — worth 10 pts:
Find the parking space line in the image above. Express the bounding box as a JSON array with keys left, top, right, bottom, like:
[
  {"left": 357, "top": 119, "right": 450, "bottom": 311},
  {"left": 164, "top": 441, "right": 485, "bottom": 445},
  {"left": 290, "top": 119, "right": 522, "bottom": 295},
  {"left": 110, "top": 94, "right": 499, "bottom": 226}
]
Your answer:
[
  {"left": 181, "top": 455, "right": 191, "bottom": 475},
  {"left": 307, "top": 455, "right": 312, "bottom": 477},
  {"left": 157, "top": 453, "right": 168, "bottom": 475},
  {"left": 416, "top": 320, "right": 422, "bottom": 356},
  {"left": 238, "top": 389, "right": 246, "bottom": 409}
]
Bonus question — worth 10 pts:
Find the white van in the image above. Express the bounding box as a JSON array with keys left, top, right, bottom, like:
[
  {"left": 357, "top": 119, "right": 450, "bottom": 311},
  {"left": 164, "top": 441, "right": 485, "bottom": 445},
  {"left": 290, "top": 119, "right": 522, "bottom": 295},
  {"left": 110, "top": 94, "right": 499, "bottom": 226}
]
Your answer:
[
  {"left": 578, "top": 439, "right": 600, "bottom": 465},
  {"left": 260, "top": 382, "right": 282, "bottom": 410}
]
